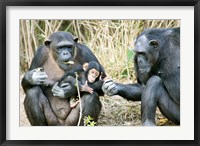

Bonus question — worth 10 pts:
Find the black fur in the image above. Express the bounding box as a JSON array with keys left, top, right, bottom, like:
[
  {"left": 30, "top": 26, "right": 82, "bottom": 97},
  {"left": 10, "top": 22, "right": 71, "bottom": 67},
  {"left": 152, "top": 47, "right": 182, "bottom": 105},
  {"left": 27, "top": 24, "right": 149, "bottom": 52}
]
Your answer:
[
  {"left": 22, "top": 31, "right": 105, "bottom": 126},
  {"left": 134, "top": 27, "right": 180, "bottom": 125}
]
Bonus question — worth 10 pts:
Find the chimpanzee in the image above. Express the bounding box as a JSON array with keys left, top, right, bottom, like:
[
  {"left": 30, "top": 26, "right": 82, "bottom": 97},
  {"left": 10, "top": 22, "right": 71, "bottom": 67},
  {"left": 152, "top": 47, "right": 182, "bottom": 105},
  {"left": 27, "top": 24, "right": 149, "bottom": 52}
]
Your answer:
[
  {"left": 56, "top": 61, "right": 104, "bottom": 108},
  {"left": 22, "top": 31, "right": 106, "bottom": 126},
  {"left": 102, "top": 27, "right": 180, "bottom": 126}
]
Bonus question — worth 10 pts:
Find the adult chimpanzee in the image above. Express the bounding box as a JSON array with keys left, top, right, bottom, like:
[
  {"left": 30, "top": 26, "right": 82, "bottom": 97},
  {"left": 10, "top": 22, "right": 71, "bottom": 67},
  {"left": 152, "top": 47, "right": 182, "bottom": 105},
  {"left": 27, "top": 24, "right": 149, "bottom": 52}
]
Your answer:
[
  {"left": 102, "top": 27, "right": 180, "bottom": 126},
  {"left": 22, "top": 31, "right": 106, "bottom": 126},
  {"left": 57, "top": 61, "right": 104, "bottom": 108}
]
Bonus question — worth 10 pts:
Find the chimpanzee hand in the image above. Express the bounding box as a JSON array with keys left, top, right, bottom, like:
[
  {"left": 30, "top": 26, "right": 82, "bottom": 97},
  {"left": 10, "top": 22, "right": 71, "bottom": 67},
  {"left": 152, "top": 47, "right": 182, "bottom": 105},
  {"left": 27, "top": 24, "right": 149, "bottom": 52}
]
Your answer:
[
  {"left": 102, "top": 79, "right": 118, "bottom": 96},
  {"left": 25, "top": 67, "right": 48, "bottom": 85},
  {"left": 52, "top": 82, "right": 73, "bottom": 98},
  {"left": 81, "top": 81, "right": 94, "bottom": 94}
]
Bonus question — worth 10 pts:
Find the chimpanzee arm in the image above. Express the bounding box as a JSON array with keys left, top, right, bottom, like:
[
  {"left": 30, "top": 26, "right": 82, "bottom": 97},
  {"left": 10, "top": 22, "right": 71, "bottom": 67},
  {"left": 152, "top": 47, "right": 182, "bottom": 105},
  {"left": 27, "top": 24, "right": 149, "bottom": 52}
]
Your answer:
[
  {"left": 22, "top": 68, "right": 48, "bottom": 93},
  {"left": 52, "top": 81, "right": 76, "bottom": 99},
  {"left": 22, "top": 71, "right": 33, "bottom": 93},
  {"left": 64, "top": 76, "right": 83, "bottom": 91},
  {"left": 53, "top": 75, "right": 94, "bottom": 98},
  {"left": 102, "top": 79, "right": 143, "bottom": 101},
  {"left": 116, "top": 83, "right": 142, "bottom": 101},
  {"left": 21, "top": 46, "right": 49, "bottom": 93},
  {"left": 88, "top": 80, "right": 104, "bottom": 95},
  {"left": 58, "top": 64, "right": 83, "bottom": 85}
]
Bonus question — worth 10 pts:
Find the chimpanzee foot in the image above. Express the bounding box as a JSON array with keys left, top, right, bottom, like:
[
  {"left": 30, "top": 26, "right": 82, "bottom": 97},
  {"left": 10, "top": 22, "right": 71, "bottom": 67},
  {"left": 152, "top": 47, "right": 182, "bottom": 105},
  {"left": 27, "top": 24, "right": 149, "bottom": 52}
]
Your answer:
[
  {"left": 142, "top": 120, "right": 156, "bottom": 126},
  {"left": 69, "top": 97, "right": 80, "bottom": 108}
]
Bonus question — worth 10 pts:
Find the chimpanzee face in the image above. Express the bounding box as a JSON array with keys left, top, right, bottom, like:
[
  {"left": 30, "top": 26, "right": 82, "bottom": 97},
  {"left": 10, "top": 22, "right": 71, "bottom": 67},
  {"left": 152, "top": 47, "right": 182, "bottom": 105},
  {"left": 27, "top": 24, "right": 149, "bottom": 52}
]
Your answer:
[
  {"left": 136, "top": 54, "right": 151, "bottom": 74},
  {"left": 55, "top": 41, "right": 74, "bottom": 69},
  {"left": 44, "top": 32, "right": 78, "bottom": 70},
  {"left": 133, "top": 33, "right": 160, "bottom": 71},
  {"left": 87, "top": 68, "right": 100, "bottom": 83},
  {"left": 83, "top": 61, "right": 101, "bottom": 83}
]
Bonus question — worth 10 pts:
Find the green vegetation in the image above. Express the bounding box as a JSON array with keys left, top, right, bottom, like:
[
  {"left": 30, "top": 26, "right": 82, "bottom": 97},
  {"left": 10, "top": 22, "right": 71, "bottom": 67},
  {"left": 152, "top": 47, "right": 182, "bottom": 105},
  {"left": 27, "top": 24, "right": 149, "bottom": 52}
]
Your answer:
[{"left": 84, "top": 116, "right": 97, "bottom": 126}]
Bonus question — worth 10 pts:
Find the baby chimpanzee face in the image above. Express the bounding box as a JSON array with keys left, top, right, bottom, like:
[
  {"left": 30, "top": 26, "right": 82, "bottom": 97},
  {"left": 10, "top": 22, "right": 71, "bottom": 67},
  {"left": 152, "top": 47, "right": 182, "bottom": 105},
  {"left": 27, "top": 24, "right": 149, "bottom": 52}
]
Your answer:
[{"left": 87, "top": 68, "right": 100, "bottom": 83}]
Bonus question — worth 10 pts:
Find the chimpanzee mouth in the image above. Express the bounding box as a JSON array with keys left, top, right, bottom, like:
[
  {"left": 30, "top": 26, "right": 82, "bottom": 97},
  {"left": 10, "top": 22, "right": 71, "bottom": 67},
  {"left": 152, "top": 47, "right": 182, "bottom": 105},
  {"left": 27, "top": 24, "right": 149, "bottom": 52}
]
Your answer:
[
  {"left": 139, "top": 64, "right": 151, "bottom": 74},
  {"left": 139, "top": 68, "right": 146, "bottom": 74},
  {"left": 63, "top": 61, "right": 74, "bottom": 65}
]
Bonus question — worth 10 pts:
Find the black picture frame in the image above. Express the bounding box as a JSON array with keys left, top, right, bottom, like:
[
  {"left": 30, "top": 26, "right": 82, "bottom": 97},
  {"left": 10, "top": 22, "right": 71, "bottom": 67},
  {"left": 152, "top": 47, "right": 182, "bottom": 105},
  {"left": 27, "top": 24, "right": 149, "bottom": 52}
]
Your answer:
[{"left": 0, "top": 0, "right": 199, "bottom": 146}]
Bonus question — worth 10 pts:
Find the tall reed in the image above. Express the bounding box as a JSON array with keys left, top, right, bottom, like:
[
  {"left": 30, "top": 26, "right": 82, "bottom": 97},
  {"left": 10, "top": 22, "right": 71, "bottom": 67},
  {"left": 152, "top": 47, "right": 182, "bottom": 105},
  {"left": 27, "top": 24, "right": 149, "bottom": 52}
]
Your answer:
[{"left": 20, "top": 20, "right": 180, "bottom": 81}]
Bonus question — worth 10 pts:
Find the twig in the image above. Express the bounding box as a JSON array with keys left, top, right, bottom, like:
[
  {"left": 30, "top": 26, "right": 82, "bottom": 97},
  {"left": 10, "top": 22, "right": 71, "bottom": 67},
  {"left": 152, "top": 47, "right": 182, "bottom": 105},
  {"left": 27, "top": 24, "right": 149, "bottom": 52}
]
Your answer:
[{"left": 75, "top": 72, "right": 82, "bottom": 126}]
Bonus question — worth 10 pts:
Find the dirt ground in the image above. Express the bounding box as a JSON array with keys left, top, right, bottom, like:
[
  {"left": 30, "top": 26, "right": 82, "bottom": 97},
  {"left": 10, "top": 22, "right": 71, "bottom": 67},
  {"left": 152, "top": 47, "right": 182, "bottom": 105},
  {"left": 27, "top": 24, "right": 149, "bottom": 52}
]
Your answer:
[{"left": 20, "top": 76, "right": 175, "bottom": 126}]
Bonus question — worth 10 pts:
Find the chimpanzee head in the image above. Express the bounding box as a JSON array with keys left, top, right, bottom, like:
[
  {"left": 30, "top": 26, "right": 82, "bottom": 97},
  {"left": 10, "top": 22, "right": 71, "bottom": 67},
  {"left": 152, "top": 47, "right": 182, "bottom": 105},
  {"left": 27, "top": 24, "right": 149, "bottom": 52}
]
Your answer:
[
  {"left": 83, "top": 61, "right": 101, "bottom": 83},
  {"left": 44, "top": 31, "right": 78, "bottom": 70},
  {"left": 133, "top": 27, "right": 180, "bottom": 72}
]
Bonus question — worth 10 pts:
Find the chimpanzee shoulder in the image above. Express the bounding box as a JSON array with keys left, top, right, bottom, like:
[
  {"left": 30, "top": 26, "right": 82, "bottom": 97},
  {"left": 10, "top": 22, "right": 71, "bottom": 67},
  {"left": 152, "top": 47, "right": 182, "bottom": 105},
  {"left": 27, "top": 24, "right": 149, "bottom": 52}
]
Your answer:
[
  {"left": 29, "top": 45, "right": 49, "bottom": 70},
  {"left": 75, "top": 43, "right": 100, "bottom": 62}
]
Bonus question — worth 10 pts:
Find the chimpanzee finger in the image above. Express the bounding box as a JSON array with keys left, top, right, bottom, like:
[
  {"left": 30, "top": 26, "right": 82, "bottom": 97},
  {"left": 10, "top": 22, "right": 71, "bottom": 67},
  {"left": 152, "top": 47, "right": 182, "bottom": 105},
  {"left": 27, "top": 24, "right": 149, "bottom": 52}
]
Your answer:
[
  {"left": 35, "top": 78, "right": 47, "bottom": 84},
  {"left": 102, "top": 80, "right": 114, "bottom": 90},
  {"left": 34, "top": 67, "right": 44, "bottom": 72},
  {"left": 53, "top": 93, "right": 62, "bottom": 97},
  {"left": 104, "top": 78, "right": 113, "bottom": 84},
  {"left": 52, "top": 87, "right": 63, "bottom": 97},
  {"left": 37, "top": 78, "right": 48, "bottom": 82},
  {"left": 52, "top": 82, "right": 60, "bottom": 91},
  {"left": 37, "top": 72, "right": 48, "bottom": 78},
  {"left": 109, "top": 87, "right": 118, "bottom": 95},
  {"left": 53, "top": 90, "right": 65, "bottom": 98},
  {"left": 32, "top": 72, "right": 48, "bottom": 80},
  {"left": 88, "top": 88, "right": 94, "bottom": 94},
  {"left": 106, "top": 83, "right": 116, "bottom": 92},
  {"left": 60, "top": 82, "right": 71, "bottom": 88},
  {"left": 85, "top": 81, "right": 88, "bottom": 86}
]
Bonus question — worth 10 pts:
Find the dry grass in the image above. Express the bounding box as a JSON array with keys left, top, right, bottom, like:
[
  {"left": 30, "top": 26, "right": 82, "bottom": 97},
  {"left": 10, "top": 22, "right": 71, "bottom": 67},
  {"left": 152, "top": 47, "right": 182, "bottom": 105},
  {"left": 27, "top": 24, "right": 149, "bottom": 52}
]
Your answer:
[{"left": 20, "top": 20, "right": 180, "bottom": 80}]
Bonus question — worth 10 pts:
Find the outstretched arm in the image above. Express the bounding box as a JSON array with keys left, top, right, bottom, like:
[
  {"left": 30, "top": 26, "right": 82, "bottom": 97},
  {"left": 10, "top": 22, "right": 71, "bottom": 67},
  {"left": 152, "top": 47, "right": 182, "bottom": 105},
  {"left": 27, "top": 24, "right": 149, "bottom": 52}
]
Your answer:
[{"left": 102, "top": 79, "right": 143, "bottom": 101}]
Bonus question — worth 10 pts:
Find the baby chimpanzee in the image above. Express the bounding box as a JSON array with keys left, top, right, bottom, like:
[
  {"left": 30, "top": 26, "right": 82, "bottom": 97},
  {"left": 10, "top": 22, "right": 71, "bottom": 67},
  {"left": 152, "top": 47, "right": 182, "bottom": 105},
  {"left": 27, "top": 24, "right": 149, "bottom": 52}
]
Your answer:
[{"left": 58, "top": 61, "right": 104, "bottom": 108}]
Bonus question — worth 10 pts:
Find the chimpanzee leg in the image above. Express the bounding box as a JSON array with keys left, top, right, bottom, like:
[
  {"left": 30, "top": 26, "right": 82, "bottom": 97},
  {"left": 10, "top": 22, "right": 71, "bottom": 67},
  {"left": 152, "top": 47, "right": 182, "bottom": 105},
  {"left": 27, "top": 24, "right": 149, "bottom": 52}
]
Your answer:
[
  {"left": 65, "top": 92, "right": 101, "bottom": 126},
  {"left": 157, "top": 89, "right": 180, "bottom": 125},
  {"left": 81, "top": 92, "right": 102, "bottom": 123},
  {"left": 24, "top": 86, "right": 58, "bottom": 126},
  {"left": 141, "top": 75, "right": 180, "bottom": 126}
]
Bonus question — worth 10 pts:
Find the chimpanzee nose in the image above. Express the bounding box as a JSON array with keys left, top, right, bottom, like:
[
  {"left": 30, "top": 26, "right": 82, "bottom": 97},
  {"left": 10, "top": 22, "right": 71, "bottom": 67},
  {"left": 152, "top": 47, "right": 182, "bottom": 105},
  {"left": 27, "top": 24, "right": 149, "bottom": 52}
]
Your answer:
[
  {"left": 138, "top": 59, "right": 142, "bottom": 63},
  {"left": 63, "top": 51, "right": 68, "bottom": 55}
]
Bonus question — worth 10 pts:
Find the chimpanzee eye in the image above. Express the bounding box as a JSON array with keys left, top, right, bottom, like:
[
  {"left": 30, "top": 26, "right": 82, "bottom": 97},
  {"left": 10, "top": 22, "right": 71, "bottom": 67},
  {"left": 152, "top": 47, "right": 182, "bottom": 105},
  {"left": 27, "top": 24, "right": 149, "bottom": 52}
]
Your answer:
[
  {"left": 149, "top": 40, "right": 159, "bottom": 48},
  {"left": 58, "top": 45, "right": 73, "bottom": 49},
  {"left": 95, "top": 72, "right": 99, "bottom": 77},
  {"left": 66, "top": 45, "right": 73, "bottom": 48},
  {"left": 57, "top": 46, "right": 64, "bottom": 50},
  {"left": 57, "top": 45, "right": 73, "bottom": 53},
  {"left": 67, "top": 48, "right": 72, "bottom": 53},
  {"left": 137, "top": 53, "right": 146, "bottom": 57}
]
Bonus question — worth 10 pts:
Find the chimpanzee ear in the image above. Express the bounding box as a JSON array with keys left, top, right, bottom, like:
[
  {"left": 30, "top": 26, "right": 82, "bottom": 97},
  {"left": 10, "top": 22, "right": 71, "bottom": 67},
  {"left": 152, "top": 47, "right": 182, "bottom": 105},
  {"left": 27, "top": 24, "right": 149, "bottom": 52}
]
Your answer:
[
  {"left": 74, "top": 37, "right": 78, "bottom": 43},
  {"left": 165, "top": 27, "right": 180, "bottom": 37},
  {"left": 149, "top": 40, "right": 159, "bottom": 48},
  {"left": 44, "top": 39, "right": 51, "bottom": 48},
  {"left": 83, "top": 62, "right": 89, "bottom": 71}
]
